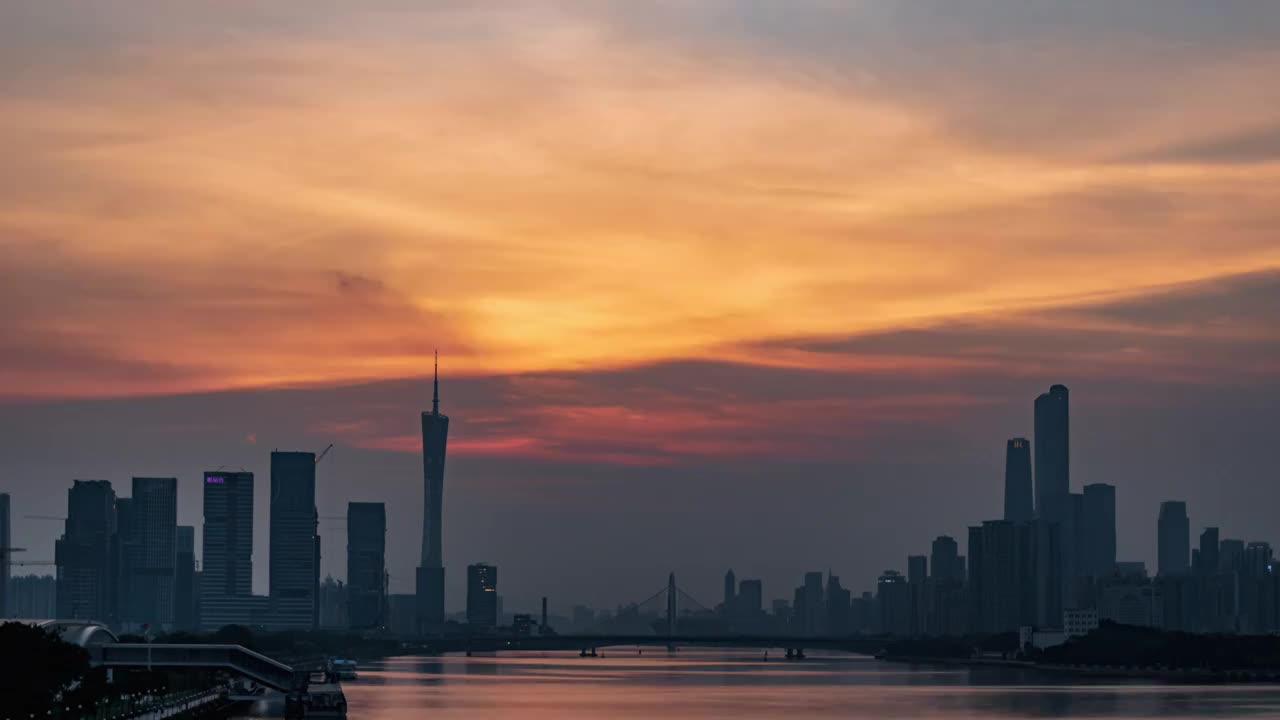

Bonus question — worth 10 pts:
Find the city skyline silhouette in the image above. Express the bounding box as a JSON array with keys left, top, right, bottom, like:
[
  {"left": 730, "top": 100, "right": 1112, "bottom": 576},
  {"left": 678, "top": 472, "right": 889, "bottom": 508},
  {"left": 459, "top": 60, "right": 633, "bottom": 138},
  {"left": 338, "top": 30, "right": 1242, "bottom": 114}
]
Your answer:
[{"left": 1, "top": 0, "right": 1278, "bottom": 619}]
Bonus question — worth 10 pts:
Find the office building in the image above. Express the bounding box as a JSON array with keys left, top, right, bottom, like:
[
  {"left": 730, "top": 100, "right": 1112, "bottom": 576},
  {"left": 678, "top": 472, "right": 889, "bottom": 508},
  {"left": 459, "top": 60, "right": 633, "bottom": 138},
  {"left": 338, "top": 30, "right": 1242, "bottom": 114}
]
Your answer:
[
  {"left": 113, "top": 497, "right": 134, "bottom": 625},
  {"left": 1033, "top": 385, "right": 1072, "bottom": 620},
  {"left": 201, "top": 471, "right": 255, "bottom": 630},
  {"left": 738, "top": 579, "right": 763, "bottom": 616},
  {"left": 467, "top": 563, "right": 498, "bottom": 630},
  {"left": 1064, "top": 608, "right": 1099, "bottom": 637},
  {"left": 876, "top": 570, "right": 912, "bottom": 636},
  {"left": 1195, "top": 527, "right": 1220, "bottom": 576},
  {"left": 1003, "top": 438, "right": 1033, "bottom": 523},
  {"left": 930, "top": 536, "right": 964, "bottom": 583},
  {"left": 347, "top": 502, "right": 387, "bottom": 629},
  {"left": 907, "top": 555, "right": 927, "bottom": 585},
  {"left": 800, "top": 571, "right": 824, "bottom": 636},
  {"left": 1158, "top": 501, "right": 1190, "bottom": 577},
  {"left": 1080, "top": 483, "right": 1116, "bottom": 576},
  {"left": 56, "top": 480, "right": 117, "bottom": 623},
  {"left": 269, "top": 452, "right": 319, "bottom": 630},
  {"left": 513, "top": 614, "right": 533, "bottom": 636},
  {"left": 1033, "top": 385, "right": 1070, "bottom": 523},
  {"left": 319, "top": 576, "right": 347, "bottom": 629},
  {"left": 1219, "top": 539, "right": 1245, "bottom": 573},
  {"left": 175, "top": 525, "right": 197, "bottom": 631},
  {"left": 968, "top": 520, "right": 1035, "bottom": 634},
  {"left": 0, "top": 493, "right": 9, "bottom": 617},
  {"left": 121, "top": 477, "right": 177, "bottom": 630},
  {"left": 723, "top": 568, "right": 736, "bottom": 612},
  {"left": 387, "top": 593, "right": 418, "bottom": 636},
  {"left": 417, "top": 356, "right": 451, "bottom": 633},
  {"left": 7, "top": 574, "right": 56, "bottom": 618},
  {"left": 827, "top": 574, "right": 851, "bottom": 635}
]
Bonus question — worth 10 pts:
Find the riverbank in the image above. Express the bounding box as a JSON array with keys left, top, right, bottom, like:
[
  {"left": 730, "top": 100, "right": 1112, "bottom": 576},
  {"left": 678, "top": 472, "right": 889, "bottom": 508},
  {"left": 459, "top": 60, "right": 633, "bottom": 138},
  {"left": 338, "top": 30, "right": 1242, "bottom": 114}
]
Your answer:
[{"left": 878, "top": 654, "right": 1280, "bottom": 683}]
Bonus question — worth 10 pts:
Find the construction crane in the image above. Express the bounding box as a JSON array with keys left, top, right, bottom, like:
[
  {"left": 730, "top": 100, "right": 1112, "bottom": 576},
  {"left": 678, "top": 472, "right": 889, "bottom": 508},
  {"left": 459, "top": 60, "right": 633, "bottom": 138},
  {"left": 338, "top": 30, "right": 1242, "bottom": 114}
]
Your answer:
[{"left": 315, "top": 443, "right": 334, "bottom": 464}]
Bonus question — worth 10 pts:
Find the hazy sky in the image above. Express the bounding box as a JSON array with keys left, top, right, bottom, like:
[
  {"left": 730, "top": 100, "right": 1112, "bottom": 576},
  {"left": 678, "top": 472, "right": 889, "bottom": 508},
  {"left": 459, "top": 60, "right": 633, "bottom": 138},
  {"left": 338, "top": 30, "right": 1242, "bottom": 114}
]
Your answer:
[{"left": 2, "top": 1, "right": 1278, "bottom": 613}]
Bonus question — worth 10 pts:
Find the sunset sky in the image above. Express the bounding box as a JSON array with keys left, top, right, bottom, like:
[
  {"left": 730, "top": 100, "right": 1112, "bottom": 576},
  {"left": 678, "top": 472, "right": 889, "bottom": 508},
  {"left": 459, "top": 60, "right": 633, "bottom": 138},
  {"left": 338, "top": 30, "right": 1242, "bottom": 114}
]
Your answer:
[{"left": 2, "top": 1, "right": 1278, "bottom": 610}]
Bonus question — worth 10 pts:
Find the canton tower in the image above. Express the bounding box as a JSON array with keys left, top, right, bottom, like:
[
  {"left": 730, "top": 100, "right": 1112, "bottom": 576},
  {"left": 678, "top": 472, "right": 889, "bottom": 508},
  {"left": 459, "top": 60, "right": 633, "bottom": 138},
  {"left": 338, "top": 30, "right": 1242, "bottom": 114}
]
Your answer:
[{"left": 416, "top": 352, "right": 450, "bottom": 633}]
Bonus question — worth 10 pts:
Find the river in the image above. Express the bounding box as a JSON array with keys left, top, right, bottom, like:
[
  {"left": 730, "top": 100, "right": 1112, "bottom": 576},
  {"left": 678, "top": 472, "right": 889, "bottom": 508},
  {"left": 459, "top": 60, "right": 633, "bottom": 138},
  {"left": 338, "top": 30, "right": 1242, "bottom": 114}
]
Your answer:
[{"left": 233, "top": 648, "right": 1280, "bottom": 718}]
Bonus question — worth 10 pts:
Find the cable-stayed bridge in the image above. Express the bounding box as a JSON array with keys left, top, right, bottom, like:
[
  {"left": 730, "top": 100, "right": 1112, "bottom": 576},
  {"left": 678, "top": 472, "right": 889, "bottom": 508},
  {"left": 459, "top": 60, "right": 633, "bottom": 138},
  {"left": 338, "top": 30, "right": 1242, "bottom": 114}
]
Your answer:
[{"left": 426, "top": 573, "right": 887, "bottom": 658}]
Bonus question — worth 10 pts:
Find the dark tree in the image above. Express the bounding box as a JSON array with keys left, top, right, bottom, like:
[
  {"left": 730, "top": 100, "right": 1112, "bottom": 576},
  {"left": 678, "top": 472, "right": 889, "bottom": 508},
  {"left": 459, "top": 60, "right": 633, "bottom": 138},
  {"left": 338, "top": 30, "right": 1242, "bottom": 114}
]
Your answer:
[{"left": 0, "top": 622, "right": 91, "bottom": 716}]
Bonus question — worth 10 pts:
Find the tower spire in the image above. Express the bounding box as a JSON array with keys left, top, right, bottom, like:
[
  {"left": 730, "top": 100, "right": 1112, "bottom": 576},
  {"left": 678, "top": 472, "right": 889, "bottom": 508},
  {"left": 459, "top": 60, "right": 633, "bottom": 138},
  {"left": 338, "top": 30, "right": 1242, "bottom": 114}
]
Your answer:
[{"left": 432, "top": 350, "right": 440, "bottom": 416}]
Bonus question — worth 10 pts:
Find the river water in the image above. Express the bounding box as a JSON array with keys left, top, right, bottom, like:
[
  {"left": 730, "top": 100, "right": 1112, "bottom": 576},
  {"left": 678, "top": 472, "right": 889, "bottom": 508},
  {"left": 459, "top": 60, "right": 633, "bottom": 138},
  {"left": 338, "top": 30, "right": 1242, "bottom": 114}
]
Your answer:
[{"left": 234, "top": 649, "right": 1280, "bottom": 719}]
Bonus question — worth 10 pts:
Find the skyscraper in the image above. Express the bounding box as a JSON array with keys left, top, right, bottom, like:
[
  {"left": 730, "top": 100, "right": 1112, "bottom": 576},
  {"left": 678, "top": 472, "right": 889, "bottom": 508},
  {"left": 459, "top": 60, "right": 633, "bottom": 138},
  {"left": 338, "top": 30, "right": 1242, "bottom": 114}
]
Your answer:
[
  {"left": 968, "top": 519, "right": 1036, "bottom": 634},
  {"left": 1158, "top": 501, "right": 1191, "bottom": 577},
  {"left": 55, "top": 480, "right": 117, "bottom": 623},
  {"left": 1003, "top": 438, "right": 1033, "bottom": 523},
  {"left": 1081, "top": 483, "right": 1116, "bottom": 576},
  {"left": 826, "top": 574, "right": 851, "bottom": 635},
  {"left": 737, "top": 579, "right": 763, "bottom": 616},
  {"left": 723, "top": 569, "right": 736, "bottom": 611},
  {"left": 121, "top": 477, "right": 177, "bottom": 630},
  {"left": 175, "top": 525, "right": 197, "bottom": 631},
  {"left": 466, "top": 563, "right": 498, "bottom": 630},
  {"left": 1197, "top": 527, "right": 1220, "bottom": 576},
  {"left": 803, "top": 571, "right": 825, "bottom": 636},
  {"left": 930, "top": 535, "right": 964, "bottom": 584},
  {"left": 1034, "top": 385, "right": 1070, "bottom": 523},
  {"left": 0, "top": 493, "right": 10, "bottom": 618},
  {"left": 417, "top": 354, "right": 450, "bottom": 633},
  {"left": 270, "top": 451, "right": 319, "bottom": 630},
  {"left": 347, "top": 502, "right": 387, "bottom": 629},
  {"left": 1034, "top": 385, "right": 1071, "bottom": 622},
  {"left": 907, "top": 555, "right": 928, "bottom": 585},
  {"left": 876, "top": 570, "right": 911, "bottom": 636},
  {"left": 201, "top": 471, "right": 255, "bottom": 629}
]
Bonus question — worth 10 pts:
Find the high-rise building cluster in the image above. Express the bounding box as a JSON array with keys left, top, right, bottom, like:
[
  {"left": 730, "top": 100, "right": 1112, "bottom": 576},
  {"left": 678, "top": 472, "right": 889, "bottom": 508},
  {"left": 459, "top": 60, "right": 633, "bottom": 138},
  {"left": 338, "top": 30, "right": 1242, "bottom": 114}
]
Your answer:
[
  {"left": 9, "top": 375, "right": 1278, "bottom": 642},
  {"left": 13, "top": 360, "right": 467, "bottom": 637},
  {"left": 707, "top": 383, "right": 1280, "bottom": 640}
]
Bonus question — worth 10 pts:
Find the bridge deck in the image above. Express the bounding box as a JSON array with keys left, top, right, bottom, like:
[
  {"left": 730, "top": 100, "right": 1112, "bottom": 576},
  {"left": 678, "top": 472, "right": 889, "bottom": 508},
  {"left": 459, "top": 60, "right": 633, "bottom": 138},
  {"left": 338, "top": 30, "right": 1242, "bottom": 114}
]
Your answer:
[
  {"left": 423, "top": 634, "right": 887, "bottom": 655},
  {"left": 93, "top": 643, "right": 298, "bottom": 691}
]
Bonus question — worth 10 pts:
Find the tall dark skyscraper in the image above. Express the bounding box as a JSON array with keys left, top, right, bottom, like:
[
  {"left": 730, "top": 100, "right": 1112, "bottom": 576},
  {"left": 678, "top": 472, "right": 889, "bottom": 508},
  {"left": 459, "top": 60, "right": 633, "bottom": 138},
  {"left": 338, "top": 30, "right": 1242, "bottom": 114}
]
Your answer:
[
  {"left": 175, "top": 525, "right": 197, "bottom": 631},
  {"left": 723, "top": 569, "right": 736, "bottom": 610},
  {"left": 1197, "top": 527, "right": 1220, "bottom": 575},
  {"left": 1033, "top": 385, "right": 1070, "bottom": 522},
  {"left": 1033, "top": 384, "right": 1071, "bottom": 624},
  {"left": 201, "top": 471, "right": 255, "bottom": 629},
  {"left": 1003, "top": 438, "right": 1033, "bottom": 523},
  {"left": 876, "top": 570, "right": 911, "bottom": 636},
  {"left": 466, "top": 563, "right": 498, "bottom": 630},
  {"left": 930, "top": 535, "right": 964, "bottom": 584},
  {"left": 1081, "top": 483, "right": 1116, "bottom": 576},
  {"left": 121, "top": 477, "right": 177, "bottom": 630},
  {"left": 347, "top": 502, "right": 387, "bottom": 629},
  {"left": 1158, "top": 501, "right": 1191, "bottom": 577},
  {"left": 55, "top": 480, "right": 117, "bottom": 623},
  {"left": 0, "top": 493, "right": 10, "bottom": 618},
  {"left": 907, "top": 555, "right": 927, "bottom": 585},
  {"left": 417, "top": 354, "right": 450, "bottom": 633},
  {"left": 270, "top": 451, "right": 319, "bottom": 630},
  {"left": 968, "top": 519, "right": 1035, "bottom": 634},
  {"left": 737, "top": 579, "right": 763, "bottom": 615}
]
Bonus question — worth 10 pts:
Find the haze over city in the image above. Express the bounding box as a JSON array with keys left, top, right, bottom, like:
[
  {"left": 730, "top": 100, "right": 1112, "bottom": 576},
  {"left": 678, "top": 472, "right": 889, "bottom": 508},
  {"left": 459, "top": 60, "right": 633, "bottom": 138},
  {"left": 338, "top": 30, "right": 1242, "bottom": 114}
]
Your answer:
[{"left": 3, "top": 0, "right": 1278, "bottom": 615}]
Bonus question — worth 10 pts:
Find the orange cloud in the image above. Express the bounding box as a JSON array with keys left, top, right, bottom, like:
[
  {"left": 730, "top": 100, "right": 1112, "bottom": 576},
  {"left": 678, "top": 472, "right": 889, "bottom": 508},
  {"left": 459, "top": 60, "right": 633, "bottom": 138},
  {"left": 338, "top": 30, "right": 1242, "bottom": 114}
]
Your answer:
[{"left": 1, "top": 3, "right": 1279, "bottom": 399}]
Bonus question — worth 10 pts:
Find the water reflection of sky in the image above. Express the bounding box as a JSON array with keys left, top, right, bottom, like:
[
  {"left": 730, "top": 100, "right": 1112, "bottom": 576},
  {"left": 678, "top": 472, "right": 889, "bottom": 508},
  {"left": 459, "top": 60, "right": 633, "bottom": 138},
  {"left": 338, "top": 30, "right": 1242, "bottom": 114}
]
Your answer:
[{"left": 238, "top": 650, "right": 1280, "bottom": 719}]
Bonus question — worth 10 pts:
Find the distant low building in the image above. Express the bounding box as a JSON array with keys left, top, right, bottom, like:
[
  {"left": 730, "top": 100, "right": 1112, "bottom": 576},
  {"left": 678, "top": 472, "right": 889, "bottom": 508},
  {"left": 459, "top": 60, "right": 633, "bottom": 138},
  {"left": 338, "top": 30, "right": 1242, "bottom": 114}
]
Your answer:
[
  {"left": 513, "top": 614, "right": 532, "bottom": 637},
  {"left": 1063, "top": 608, "right": 1098, "bottom": 637},
  {"left": 1019, "top": 626, "right": 1066, "bottom": 651},
  {"left": 467, "top": 563, "right": 498, "bottom": 631}
]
